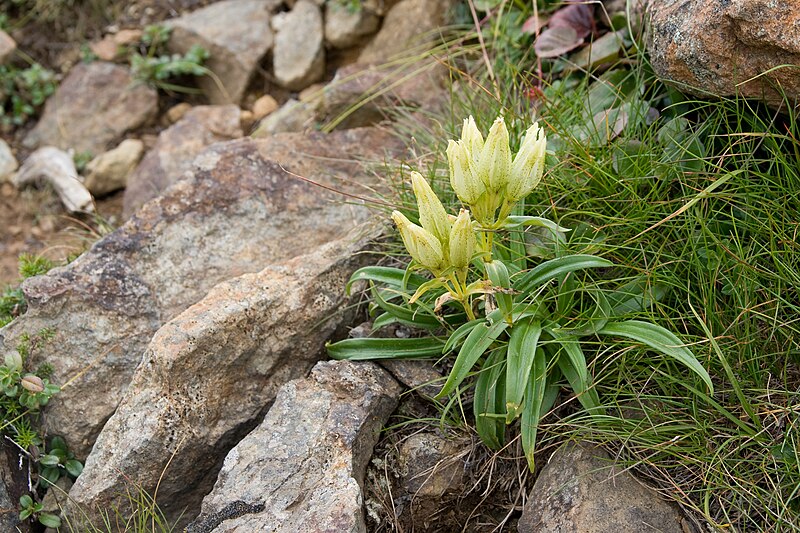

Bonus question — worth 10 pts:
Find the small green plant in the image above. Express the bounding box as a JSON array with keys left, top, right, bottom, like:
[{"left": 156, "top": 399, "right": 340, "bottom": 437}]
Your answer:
[
  {"left": 327, "top": 115, "right": 713, "bottom": 469},
  {"left": 0, "top": 62, "right": 57, "bottom": 128},
  {"left": 1, "top": 254, "right": 55, "bottom": 327},
  {"left": 129, "top": 25, "right": 210, "bottom": 92},
  {"left": 19, "top": 494, "right": 61, "bottom": 529}
]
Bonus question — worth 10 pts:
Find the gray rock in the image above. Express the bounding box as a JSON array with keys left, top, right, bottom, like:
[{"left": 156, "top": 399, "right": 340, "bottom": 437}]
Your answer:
[
  {"left": 0, "top": 139, "right": 18, "bottom": 182},
  {"left": 0, "top": 30, "right": 15, "bottom": 64},
  {"left": 83, "top": 139, "right": 145, "bottom": 197},
  {"left": 647, "top": 0, "right": 800, "bottom": 109},
  {"left": 122, "top": 104, "right": 243, "bottom": 217},
  {"left": 13, "top": 147, "right": 94, "bottom": 213},
  {"left": 272, "top": 0, "right": 325, "bottom": 91},
  {"left": 64, "top": 231, "right": 387, "bottom": 526},
  {"left": 23, "top": 62, "right": 158, "bottom": 156},
  {"left": 0, "top": 442, "right": 29, "bottom": 533},
  {"left": 398, "top": 432, "right": 466, "bottom": 499},
  {"left": 251, "top": 98, "right": 317, "bottom": 136},
  {"left": 324, "top": 1, "right": 381, "bottom": 49},
  {"left": 518, "top": 442, "right": 688, "bottom": 533},
  {"left": 359, "top": 0, "right": 453, "bottom": 64},
  {"left": 166, "top": 0, "right": 281, "bottom": 104},
  {"left": 0, "top": 128, "right": 403, "bottom": 460},
  {"left": 186, "top": 360, "right": 400, "bottom": 532}
]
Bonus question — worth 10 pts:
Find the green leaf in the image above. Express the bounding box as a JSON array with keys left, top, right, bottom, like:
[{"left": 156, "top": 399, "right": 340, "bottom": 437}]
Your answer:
[
  {"left": 39, "top": 454, "right": 61, "bottom": 467},
  {"left": 551, "top": 334, "right": 601, "bottom": 411},
  {"left": 65, "top": 459, "right": 83, "bottom": 478},
  {"left": 485, "top": 260, "right": 513, "bottom": 321},
  {"left": 39, "top": 466, "right": 60, "bottom": 486},
  {"left": 371, "top": 312, "right": 398, "bottom": 330},
  {"left": 327, "top": 337, "right": 445, "bottom": 360},
  {"left": 514, "top": 255, "right": 613, "bottom": 293},
  {"left": 597, "top": 320, "right": 713, "bottom": 394},
  {"left": 443, "top": 319, "right": 483, "bottom": 354},
  {"left": 474, "top": 348, "right": 507, "bottom": 449},
  {"left": 38, "top": 513, "right": 62, "bottom": 528},
  {"left": 505, "top": 319, "right": 542, "bottom": 422},
  {"left": 607, "top": 278, "right": 667, "bottom": 315},
  {"left": 371, "top": 285, "right": 442, "bottom": 330},
  {"left": 345, "top": 266, "right": 427, "bottom": 295},
  {"left": 521, "top": 347, "right": 548, "bottom": 471},
  {"left": 19, "top": 494, "right": 32, "bottom": 508},
  {"left": 503, "top": 216, "right": 569, "bottom": 234},
  {"left": 436, "top": 317, "right": 510, "bottom": 399},
  {"left": 49, "top": 436, "right": 67, "bottom": 453}
]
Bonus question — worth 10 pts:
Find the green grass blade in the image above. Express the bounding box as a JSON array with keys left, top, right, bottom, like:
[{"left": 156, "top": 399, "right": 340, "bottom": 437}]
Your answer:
[
  {"left": 551, "top": 333, "right": 601, "bottom": 411},
  {"left": 326, "top": 337, "right": 445, "bottom": 360},
  {"left": 598, "top": 320, "right": 714, "bottom": 394},
  {"left": 513, "top": 255, "right": 614, "bottom": 293},
  {"left": 521, "top": 347, "right": 547, "bottom": 471},
  {"left": 371, "top": 285, "right": 442, "bottom": 330},
  {"left": 436, "top": 318, "right": 509, "bottom": 399},
  {"left": 505, "top": 318, "right": 542, "bottom": 422},
  {"left": 346, "top": 266, "right": 428, "bottom": 295},
  {"left": 474, "top": 347, "right": 507, "bottom": 449}
]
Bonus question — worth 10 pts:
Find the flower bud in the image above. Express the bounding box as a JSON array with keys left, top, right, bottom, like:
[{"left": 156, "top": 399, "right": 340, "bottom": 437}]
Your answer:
[
  {"left": 410, "top": 171, "right": 451, "bottom": 246},
  {"left": 461, "top": 115, "right": 484, "bottom": 156},
  {"left": 392, "top": 211, "right": 446, "bottom": 273},
  {"left": 447, "top": 140, "right": 485, "bottom": 205},
  {"left": 21, "top": 374, "right": 44, "bottom": 394},
  {"left": 507, "top": 122, "right": 547, "bottom": 201},
  {"left": 448, "top": 209, "right": 475, "bottom": 269},
  {"left": 477, "top": 117, "right": 512, "bottom": 191}
]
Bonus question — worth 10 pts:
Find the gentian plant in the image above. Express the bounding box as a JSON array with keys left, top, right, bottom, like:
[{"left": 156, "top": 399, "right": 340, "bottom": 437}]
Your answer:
[{"left": 327, "top": 115, "right": 713, "bottom": 469}]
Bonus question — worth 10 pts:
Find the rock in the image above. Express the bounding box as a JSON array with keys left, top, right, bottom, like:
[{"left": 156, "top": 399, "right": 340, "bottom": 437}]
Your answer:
[
  {"left": 251, "top": 94, "right": 279, "bottom": 120},
  {"left": 239, "top": 109, "right": 256, "bottom": 132},
  {"left": 64, "top": 231, "right": 388, "bottom": 526},
  {"left": 113, "top": 29, "right": 143, "bottom": 46},
  {"left": 13, "top": 147, "right": 94, "bottom": 213},
  {"left": 320, "top": 62, "right": 447, "bottom": 128},
  {"left": 122, "top": 105, "right": 243, "bottom": 217},
  {"left": 518, "top": 442, "right": 688, "bottom": 532},
  {"left": 41, "top": 476, "right": 73, "bottom": 516},
  {"left": 398, "top": 432, "right": 466, "bottom": 499},
  {"left": 83, "top": 139, "right": 145, "bottom": 196},
  {"left": 185, "top": 360, "right": 400, "bottom": 532},
  {"left": 380, "top": 359, "right": 442, "bottom": 399},
  {"left": 0, "top": 139, "right": 18, "bottom": 182},
  {"left": 0, "top": 127, "right": 402, "bottom": 460},
  {"left": 0, "top": 29, "right": 17, "bottom": 64},
  {"left": 324, "top": 1, "right": 381, "bottom": 49},
  {"left": 165, "top": 102, "right": 193, "bottom": 124},
  {"left": 0, "top": 442, "right": 29, "bottom": 533},
  {"left": 359, "top": 0, "right": 452, "bottom": 64},
  {"left": 272, "top": 0, "right": 325, "bottom": 91},
  {"left": 647, "top": 0, "right": 800, "bottom": 108},
  {"left": 166, "top": 0, "right": 281, "bottom": 104},
  {"left": 89, "top": 36, "right": 121, "bottom": 61},
  {"left": 23, "top": 62, "right": 158, "bottom": 156},
  {"left": 251, "top": 99, "right": 317, "bottom": 136}
]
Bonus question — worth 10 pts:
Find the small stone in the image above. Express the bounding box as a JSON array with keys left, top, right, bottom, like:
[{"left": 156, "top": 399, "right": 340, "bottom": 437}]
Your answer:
[
  {"left": 89, "top": 36, "right": 121, "bottom": 61},
  {"left": 113, "top": 29, "right": 143, "bottom": 46},
  {"left": 0, "top": 30, "right": 16, "bottom": 64},
  {"left": 272, "top": 0, "right": 325, "bottom": 91},
  {"left": 13, "top": 147, "right": 94, "bottom": 213},
  {"left": 83, "top": 139, "right": 145, "bottom": 196},
  {"left": 251, "top": 94, "right": 279, "bottom": 120},
  {"left": 398, "top": 432, "right": 466, "bottom": 499},
  {"left": 165, "top": 102, "right": 193, "bottom": 124},
  {"left": 239, "top": 109, "right": 256, "bottom": 131},
  {"left": 251, "top": 99, "right": 316, "bottom": 136},
  {"left": 0, "top": 139, "right": 18, "bottom": 182},
  {"left": 518, "top": 442, "right": 688, "bottom": 532},
  {"left": 324, "top": 1, "right": 380, "bottom": 49},
  {"left": 298, "top": 82, "right": 325, "bottom": 105}
]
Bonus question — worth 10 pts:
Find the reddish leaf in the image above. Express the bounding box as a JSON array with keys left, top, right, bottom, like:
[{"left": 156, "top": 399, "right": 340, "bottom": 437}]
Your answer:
[
  {"left": 548, "top": 3, "right": 595, "bottom": 39},
  {"left": 522, "top": 13, "right": 550, "bottom": 35},
  {"left": 534, "top": 26, "right": 583, "bottom": 58}
]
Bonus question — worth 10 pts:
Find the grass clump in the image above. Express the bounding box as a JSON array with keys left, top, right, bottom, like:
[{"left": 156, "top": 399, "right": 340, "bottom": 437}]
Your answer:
[
  {"left": 330, "top": 1, "right": 800, "bottom": 530},
  {"left": 129, "top": 25, "right": 210, "bottom": 94}
]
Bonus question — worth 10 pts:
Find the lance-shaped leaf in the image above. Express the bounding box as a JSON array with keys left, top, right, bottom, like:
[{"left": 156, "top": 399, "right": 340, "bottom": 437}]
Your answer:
[
  {"left": 436, "top": 316, "right": 509, "bottom": 399},
  {"left": 550, "top": 332, "right": 601, "bottom": 411},
  {"left": 514, "top": 254, "right": 613, "bottom": 293},
  {"left": 371, "top": 285, "right": 442, "bottom": 330},
  {"left": 485, "top": 259, "right": 513, "bottom": 322},
  {"left": 521, "top": 347, "right": 548, "bottom": 470},
  {"left": 327, "top": 337, "right": 445, "bottom": 360},
  {"left": 346, "top": 266, "right": 427, "bottom": 295},
  {"left": 474, "top": 347, "right": 507, "bottom": 449},
  {"left": 598, "top": 320, "right": 713, "bottom": 393},
  {"left": 505, "top": 319, "right": 542, "bottom": 422}
]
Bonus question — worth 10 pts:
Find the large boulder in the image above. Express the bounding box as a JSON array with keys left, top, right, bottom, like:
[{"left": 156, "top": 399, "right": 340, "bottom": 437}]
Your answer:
[
  {"left": 166, "top": 0, "right": 281, "bottom": 104},
  {"left": 186, "top": 360, "right": 400, "bottom": 532},
  {"left": 0, "top": 128, "right": 403, "bottom": 459},
  {"left": 122, "top": 104, "right": 243, "bottom": 217},
  {"left": 64, "top": 231, "right": 384, "bottom": 526},
  {"left": 23, "top": 62, "right": 158, "bottom": 156},
  {"left": 518, "top": 442, "right": 689, "bottom": 532},
  {"left": 647, "top": 0, "right": 800, "bottom": 108}
]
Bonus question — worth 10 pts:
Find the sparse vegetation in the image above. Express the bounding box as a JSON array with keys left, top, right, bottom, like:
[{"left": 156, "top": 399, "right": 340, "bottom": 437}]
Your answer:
[
  {"left": 0, "top": 62, "right": 56, "bottom": 128},
  {"left": 129, "top": 24, "right": 210, "bottom": 93}
]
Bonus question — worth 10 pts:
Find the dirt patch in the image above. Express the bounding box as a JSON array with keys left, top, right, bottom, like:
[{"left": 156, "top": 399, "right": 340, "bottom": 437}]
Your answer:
[{"left": 0, "top": 182, "right": 122, "bottom": 287}]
